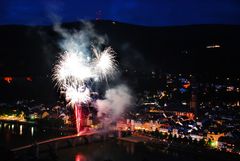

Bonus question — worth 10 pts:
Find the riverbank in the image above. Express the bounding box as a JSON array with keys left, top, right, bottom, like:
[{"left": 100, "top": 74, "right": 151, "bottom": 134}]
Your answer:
[
  {"left": 0, "top": 119, "right": 35, "bottom": 125},
  {"left": 118, "top": 134, "right": 240, "bottom": 161}
]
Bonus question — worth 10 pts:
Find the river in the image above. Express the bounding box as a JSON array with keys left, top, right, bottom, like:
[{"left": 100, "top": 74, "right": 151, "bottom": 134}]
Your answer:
[
  {"left": 0, "top": 121, "right": 68, "bottom": 149},
  {"left": 0, "top": 121, "right": 239, "bottom": 161}
]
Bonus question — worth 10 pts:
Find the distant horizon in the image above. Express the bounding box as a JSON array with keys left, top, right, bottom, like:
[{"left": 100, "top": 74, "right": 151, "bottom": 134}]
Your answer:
[{"left": 1, "top": 19, "right": 240, "bottom": 27}]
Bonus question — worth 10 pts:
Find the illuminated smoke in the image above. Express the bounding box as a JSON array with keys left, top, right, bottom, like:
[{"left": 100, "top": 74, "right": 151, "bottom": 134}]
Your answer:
[{"left": 96, "top": 85, "right": 132, "bottom": 123}]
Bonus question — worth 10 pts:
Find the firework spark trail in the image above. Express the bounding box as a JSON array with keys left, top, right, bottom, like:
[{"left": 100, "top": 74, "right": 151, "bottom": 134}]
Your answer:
[
  {"left": 74, "top": 103, "right": 81, "bottom": 134},
  {"left": 53, "top": 42, "right": 117, "bottom": 134}
]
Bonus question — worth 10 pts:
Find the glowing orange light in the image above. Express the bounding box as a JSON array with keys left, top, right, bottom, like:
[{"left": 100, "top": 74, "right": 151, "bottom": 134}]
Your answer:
[
  {"left": 183, "top": 83, "right": 190, "bottom": 88},
  {"left": 206, "top": 44, "right": 221, "bottom": 49},
  {"left": 4, "top": 77, "right": 13, "bottom": 83},
  {"left": 26, "top": 77, "right": 32, "bottom": 81}
]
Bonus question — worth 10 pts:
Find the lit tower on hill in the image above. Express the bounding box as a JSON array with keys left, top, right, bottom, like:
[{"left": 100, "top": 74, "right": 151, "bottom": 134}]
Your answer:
[{"left": 96, "top": 10, "right": 102, "bottom": 20}]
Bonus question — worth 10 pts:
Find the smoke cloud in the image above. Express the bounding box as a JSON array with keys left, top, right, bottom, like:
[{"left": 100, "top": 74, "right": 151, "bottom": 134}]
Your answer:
[
  {"left": 96, "top": 84, "right": 133, "bottom": 121},
  {"left": 53, "top": 20, "right": 133, "bottom": 128},
  {"left": 54, "top": 21, "right": 108, "bottom": 56}
]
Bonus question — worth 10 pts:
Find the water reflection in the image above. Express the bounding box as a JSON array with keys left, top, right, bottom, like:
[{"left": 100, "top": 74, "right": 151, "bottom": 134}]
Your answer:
[
  {"left": 51, "top": 140, "right": 185, "bottom": 161},
  {"left": 0, "top": 123, "right": 37, "bottom": 136},
  {"left": 19, "top": 125, "right": 23, "bottom": 135},
  {"left": 1, "top": 124, "right": 36, "bottom": 136},
  {"left": 11, "top": 124, "right": 14, "bottom": 134},
  {"left": 31, "top": 127, "right": 34, "bottom": 136},
  {"left": 75, "top": 153, "right": 87, "bottom": 161},
  {"left": 119, "top": 141, "right": 135, "bottom": 155},
  {"left": 0, "top": 121, "right": 72, "bottom": 149}
]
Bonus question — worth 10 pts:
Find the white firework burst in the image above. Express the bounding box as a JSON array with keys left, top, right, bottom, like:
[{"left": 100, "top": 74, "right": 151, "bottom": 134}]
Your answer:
[{"left": 53, "top": 46, "right": 117, "bottom": 106}]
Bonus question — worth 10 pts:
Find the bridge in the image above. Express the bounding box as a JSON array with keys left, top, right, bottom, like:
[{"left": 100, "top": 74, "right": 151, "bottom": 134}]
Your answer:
[{"left": 11, "top": 130, "right": 120, "bottom": 160}]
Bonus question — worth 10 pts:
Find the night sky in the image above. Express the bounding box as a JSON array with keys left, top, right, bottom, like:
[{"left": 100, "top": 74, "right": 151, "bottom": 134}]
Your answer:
[{"left": 1, "top": 0, "right": 240, "bottom": 26}]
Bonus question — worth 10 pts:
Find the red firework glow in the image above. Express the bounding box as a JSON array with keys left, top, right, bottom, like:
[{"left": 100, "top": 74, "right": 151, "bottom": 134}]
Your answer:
[
  {"left": 75, "top": 153, "right": 86, "bottom": 161},
  {"left": 74, "top": 104, "right": 82, "bottom": 134}
]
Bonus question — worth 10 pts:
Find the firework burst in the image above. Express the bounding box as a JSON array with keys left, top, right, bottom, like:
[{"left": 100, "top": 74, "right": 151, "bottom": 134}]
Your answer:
[
  {"left": 53, "top": 45, "right": 117, "bottom": 133},
  {"left": 93, "top": 47, "right": 117, "bottom": 80}
]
